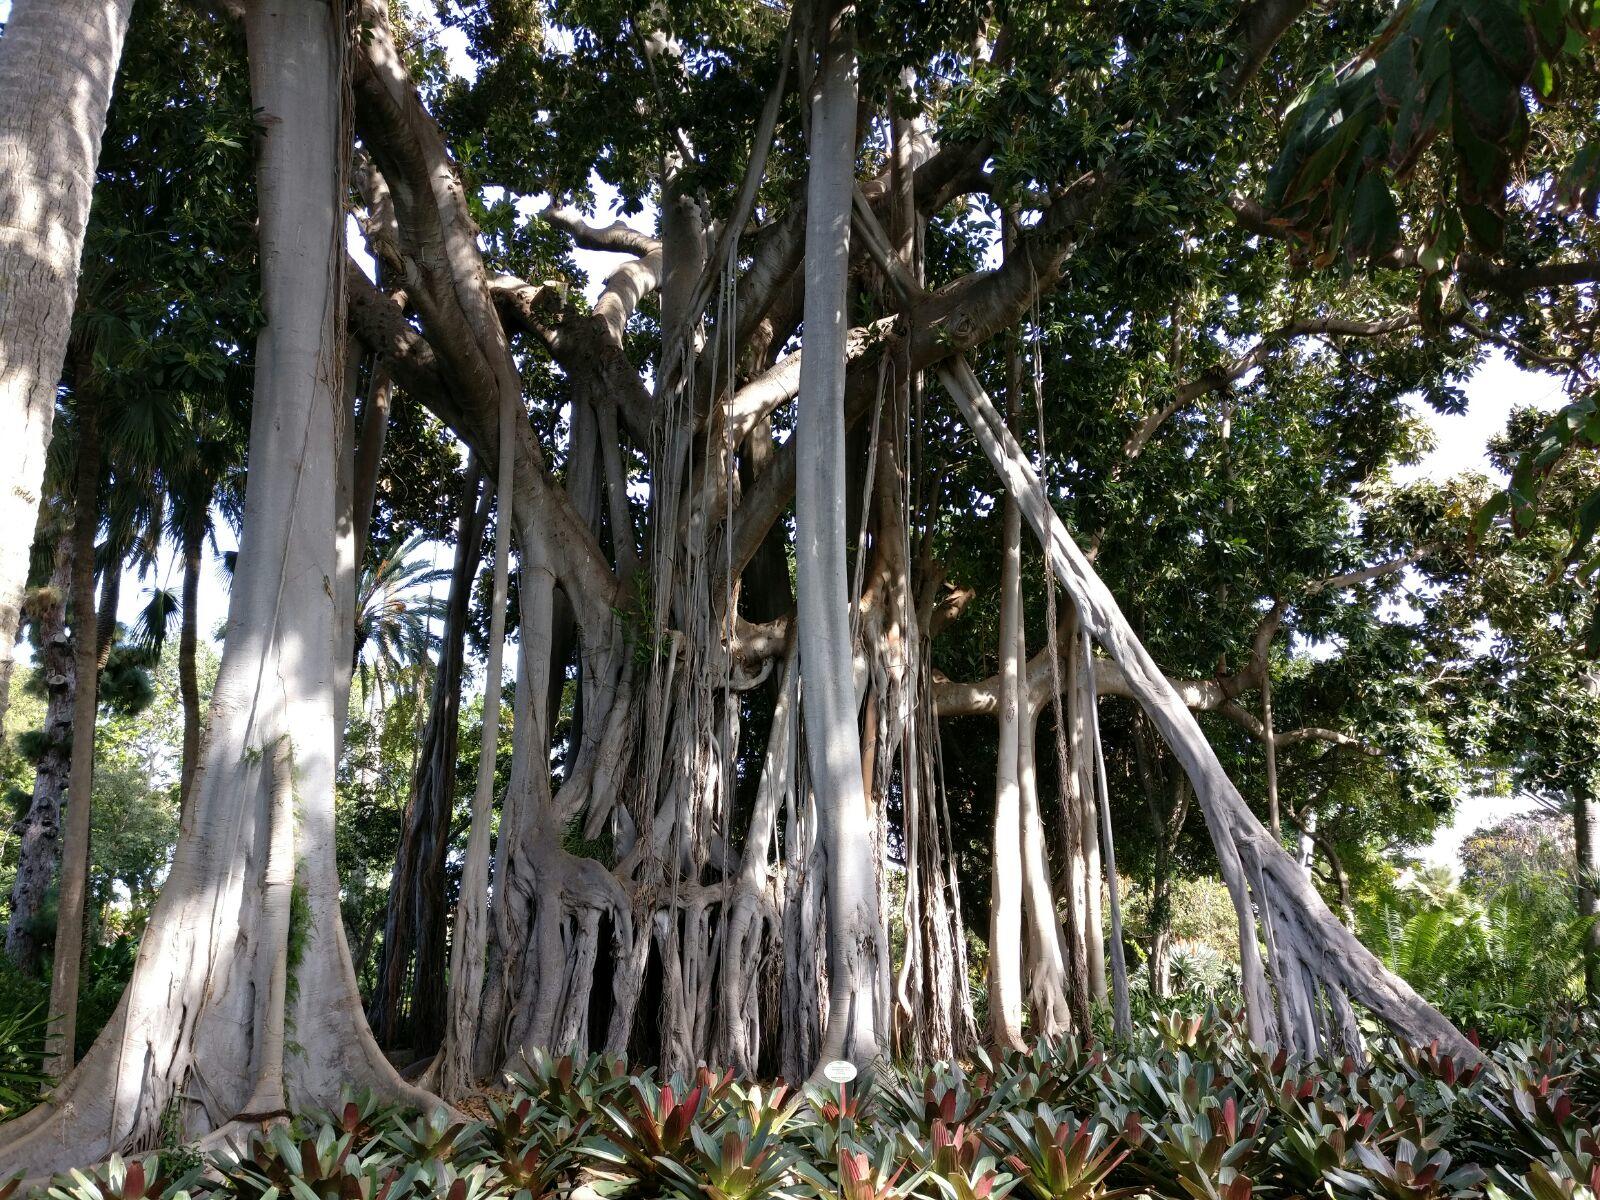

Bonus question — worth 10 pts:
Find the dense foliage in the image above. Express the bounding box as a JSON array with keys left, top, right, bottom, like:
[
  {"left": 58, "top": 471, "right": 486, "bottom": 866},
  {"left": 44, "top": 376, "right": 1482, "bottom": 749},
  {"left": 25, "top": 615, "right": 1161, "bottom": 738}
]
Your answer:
[
  {"left": 1, "top": 0, "right": 1598, "bottom": 1174},
  {"left": 9, "top": 1031, "right": 1600, "bottom": 1200}
]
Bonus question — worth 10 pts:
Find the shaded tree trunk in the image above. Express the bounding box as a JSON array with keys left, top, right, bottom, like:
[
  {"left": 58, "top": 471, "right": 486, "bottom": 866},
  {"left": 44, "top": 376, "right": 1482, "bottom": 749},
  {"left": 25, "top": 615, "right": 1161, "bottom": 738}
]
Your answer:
[
  {"left": 93, "top": 553, "right": 120, "bottom": 673},
  {"left": 433, "top": 360, "right": 516, "bottom": 1100},
  {"left": 370, "top": 460, "right": 488, "bottom": 1054},
  {"left": 177, "top": 507, "right": 205, "bottom": 817},
  {"left": 46, "top": 391, "right": 105, "bottom": 1077},
  {"left": 0, "top": 0, "right": 135, "bottom": 748},
  {"left": 0, "top": 4, "right": 438, "bottom": 1169},
  {"left": 4, "top": 539, "right": 74, "bottom": 973}
]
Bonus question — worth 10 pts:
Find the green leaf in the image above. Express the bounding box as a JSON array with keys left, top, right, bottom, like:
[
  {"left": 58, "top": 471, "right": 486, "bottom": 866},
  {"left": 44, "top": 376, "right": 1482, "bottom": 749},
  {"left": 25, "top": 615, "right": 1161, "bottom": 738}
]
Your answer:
[
  {"left": 1346, "top": 175, "right": 1401, "bottom": 261},
  {"left": 1466, "top": 0, "right": 1537, "bottom": 78}
]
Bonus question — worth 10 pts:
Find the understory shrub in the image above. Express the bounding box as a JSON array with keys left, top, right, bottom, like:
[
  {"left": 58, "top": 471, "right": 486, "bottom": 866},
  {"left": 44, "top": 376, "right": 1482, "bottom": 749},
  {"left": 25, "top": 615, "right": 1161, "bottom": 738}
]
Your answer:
[{"left": 7, "top": 1018, "right": 1600, "bottom": 1199}]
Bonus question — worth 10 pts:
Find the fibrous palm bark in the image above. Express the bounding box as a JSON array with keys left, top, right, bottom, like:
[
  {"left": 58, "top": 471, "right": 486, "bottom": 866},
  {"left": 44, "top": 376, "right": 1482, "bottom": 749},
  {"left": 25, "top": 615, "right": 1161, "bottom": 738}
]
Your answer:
[
  {"left": 0, "top": 2, "right": 435, "bottom": 1171},
  {"left": 4, "top": 537, "right": 74, "bottom": 973},
  {"left": 0, "top": 0, "right": 135, "bottom": 748}
]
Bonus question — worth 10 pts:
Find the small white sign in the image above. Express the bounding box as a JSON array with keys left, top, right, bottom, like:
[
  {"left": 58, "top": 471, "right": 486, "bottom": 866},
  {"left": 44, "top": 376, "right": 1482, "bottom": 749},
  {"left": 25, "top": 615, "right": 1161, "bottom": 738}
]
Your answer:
[{"left": 822, "top": 1059, "right": 858, "bottom": 1084}]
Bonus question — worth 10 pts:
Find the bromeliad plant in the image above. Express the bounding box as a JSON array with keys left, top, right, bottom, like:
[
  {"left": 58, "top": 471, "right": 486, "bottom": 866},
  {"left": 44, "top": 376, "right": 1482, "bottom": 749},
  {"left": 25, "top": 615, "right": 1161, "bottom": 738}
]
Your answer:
[
  {"left": 1325, "top": 1140, "right": 1488, "bottom": 1200},
  {"left": 214, "top": 1122, "right": 400, "bottom": 1200},
  {"left": 1132, "top": 1099, "right": 1265, "bottom": 1200},
  {"left": 578, "top": 1078, "right": 709, "bottom": 1196},
  {"left": 13, "top": 1015, "right": 1600, "bottom": 1200},
  {"left": 504, "top": 1051, "right": 629, "bottom": 1125},
  {"left": 40, "top": 1157, "right": 201, "bottom": 1200},
  {"left": 655, "top": 1121, "right": 801, "bottom": 1200},
  {"left": 986, "top": 1105, "right": 1135, "bottom": 1200}
]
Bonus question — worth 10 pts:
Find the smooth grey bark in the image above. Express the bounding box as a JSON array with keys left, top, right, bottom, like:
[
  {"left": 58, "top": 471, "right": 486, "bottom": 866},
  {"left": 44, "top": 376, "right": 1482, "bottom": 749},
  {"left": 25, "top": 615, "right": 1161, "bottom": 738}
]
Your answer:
[
  {"left": 0, "top": 3, "right": 438, "bottom": 1170},
  {"left": 45, "top": 389, "right": 104, "bottom": 1077},
  {"left": 0, "top": 0, "right": 135, "bottom": 749},
  {"left": 795, "top": 0, "right": 882, "bottom": 1074},
  {"left": 1018, "top": 706, "right": 1072, "bottom": 1036},
  {"left": 4, "top": 539, "right": 73, "bottom": 972},
  {"left": 1577, "top": 793, "right": 1600, "bottom": 1003},
  {"left": 1081, "top": 626, "right": 1132, "bottom": 1037},
  {"left": 434, "top": 390, "right": 515, "bottom": 1099},
  {"left": 988, "top": 440, "right": 1027, "bottom": 1051},
  {"left": 938, "top": 354, "right": 1474, "bottom": 1058}
]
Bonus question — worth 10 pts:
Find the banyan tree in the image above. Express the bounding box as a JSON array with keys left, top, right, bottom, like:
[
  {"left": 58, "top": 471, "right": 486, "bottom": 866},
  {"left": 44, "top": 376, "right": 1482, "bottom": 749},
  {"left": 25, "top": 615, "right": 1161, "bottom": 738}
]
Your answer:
[{"left": 9, "top": 0, "right": 1594, "bottom": 1173}]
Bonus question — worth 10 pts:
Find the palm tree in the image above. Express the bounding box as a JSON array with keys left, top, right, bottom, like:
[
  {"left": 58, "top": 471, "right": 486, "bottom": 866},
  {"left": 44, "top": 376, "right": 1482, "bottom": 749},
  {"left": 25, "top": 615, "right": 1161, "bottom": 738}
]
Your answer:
[{"left": 352, "top": 532, "right": 450, "bottom": 704}]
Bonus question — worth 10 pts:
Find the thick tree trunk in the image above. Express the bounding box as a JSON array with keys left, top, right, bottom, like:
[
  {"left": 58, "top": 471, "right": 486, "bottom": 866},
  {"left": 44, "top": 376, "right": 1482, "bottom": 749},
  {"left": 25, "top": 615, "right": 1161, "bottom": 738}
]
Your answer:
[
  {"left": 46, "top": 393, "right": 105, "bottom": 1077},
  {"left": 1576, "top": 793, "right": 1600, "bottom": 1004},
  {"left": 0, "top": 0, "right": 135, "bottom": 749},
  {"left": 796, "top": 0, "right": 883, "bottom": 1074},
  {"left": 939, "top": 355, "right": 1473, "bottom": 1057},
  {"left": 4, "top": 541, "right": 74, "bottom": 973},
  {"left": 0, "top": 4, "right": 438, "bottom": 1170}
]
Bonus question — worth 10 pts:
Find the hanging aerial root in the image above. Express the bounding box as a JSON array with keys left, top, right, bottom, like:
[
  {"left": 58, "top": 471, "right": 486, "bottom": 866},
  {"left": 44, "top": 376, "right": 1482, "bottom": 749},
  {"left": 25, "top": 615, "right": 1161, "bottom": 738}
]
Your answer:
[{"left": 937, "top": 355, "right": 1476, "bottom": 1060}]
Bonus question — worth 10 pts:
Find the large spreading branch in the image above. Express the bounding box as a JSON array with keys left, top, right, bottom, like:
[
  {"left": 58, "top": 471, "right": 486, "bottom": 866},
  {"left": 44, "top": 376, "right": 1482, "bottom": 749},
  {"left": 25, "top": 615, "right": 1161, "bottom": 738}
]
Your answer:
[{"left": 1122, "top": 313, "right": 1420, "bottom": 461}]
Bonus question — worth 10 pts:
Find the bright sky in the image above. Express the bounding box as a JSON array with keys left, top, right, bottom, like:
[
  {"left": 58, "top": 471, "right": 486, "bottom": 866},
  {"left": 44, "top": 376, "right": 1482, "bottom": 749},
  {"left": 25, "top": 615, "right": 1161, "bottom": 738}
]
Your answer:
[{"left": 1391, "top": 353, "right": 1567, "bottom": 870}]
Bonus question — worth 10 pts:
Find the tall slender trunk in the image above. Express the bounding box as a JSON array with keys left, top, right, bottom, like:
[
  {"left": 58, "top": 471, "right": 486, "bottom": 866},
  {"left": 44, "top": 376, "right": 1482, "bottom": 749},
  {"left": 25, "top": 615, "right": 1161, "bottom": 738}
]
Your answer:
[
  {"left": 0, "top": 5, "right": 440, "bottom": 1170},
  {"left": 46, "top": 393, "right": 105, "bottom": 1077},
  {"left": 1576, "top": 792, "right": 1600, "bottom": 1003},
  {"left": 370, "top": 460, "right": 488, "bottom": 1053},
  {"left": 796, "top": 0, "right": 881, "bottom": 1074},
  {"left": 350, "top": 365, "right": 393, "bottom": 558},
  {"left": 1262, "top": 667, "right": 1280, "bottom": 840},
  {"left": 0, "top": 0, "right": 135, "bottom": 748},
  {"left": 177, "top": 507, "right": 205, "bottom": 817},
  {"left": 1019, "top": 704, "right": 1072, "bottom": 1035},
  {"left": 988, "top": 420, "right": 1026, "bottom": 1051},
  {"left": 1065, "top": 610, "right": 1107, "bottom": 1004},
  {"left": 94, "top": 554, "right": 120, "bottom": 672},
  {"left": 434, "top": 366, "right": 516, "bottom": 1099},
  {"left": 3, "top": 539, "right": 74, "bottom": 973}
]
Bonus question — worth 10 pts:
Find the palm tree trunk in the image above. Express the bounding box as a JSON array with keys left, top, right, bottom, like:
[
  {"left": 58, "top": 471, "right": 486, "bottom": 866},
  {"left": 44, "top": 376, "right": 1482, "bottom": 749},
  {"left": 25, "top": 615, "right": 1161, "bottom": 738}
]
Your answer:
[
  {"left": 0, "top": 0, "right": 135, "bottom": 749},
  {"left": 93, "top": 554, "right": 121, "bottom": 672},
  {"left": 3, "top": 538, "right": 74, "bottom": 973},
  {"left": 46, "top": 391, "right": 105, "bottom": 1077}
]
